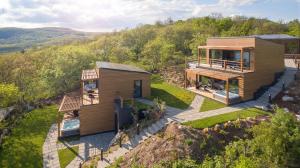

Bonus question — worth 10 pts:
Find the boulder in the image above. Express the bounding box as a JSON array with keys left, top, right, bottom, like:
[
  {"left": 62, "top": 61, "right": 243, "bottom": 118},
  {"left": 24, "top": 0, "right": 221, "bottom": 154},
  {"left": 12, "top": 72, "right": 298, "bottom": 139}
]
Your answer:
[
  {"left": 214, "top": 124, "right": 221, "bottom": 131},
  {"left": 282, "top": 95, "right": 294, "bottom": 102},
  {"left": 202, "top": 128, "right": 209, "bottom": 134}
]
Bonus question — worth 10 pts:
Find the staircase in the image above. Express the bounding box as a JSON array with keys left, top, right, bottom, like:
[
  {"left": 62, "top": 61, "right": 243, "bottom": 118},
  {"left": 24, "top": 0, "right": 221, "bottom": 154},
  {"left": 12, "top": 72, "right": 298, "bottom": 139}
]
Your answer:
[{"left": 98, "top": 117, "right": 174, "bottom": 168}]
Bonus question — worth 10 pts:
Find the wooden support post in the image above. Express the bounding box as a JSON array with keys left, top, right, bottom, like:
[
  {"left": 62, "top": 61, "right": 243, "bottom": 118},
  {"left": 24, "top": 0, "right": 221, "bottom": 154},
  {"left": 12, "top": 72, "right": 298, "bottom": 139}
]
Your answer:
[
  {"left": 206, "top": 48, "right": 210, "bottom": 65},
  {"left": 240, "top": 49, "right": 244, "bottom": 72},
  {"left": 184, "top": 71, "right": 187, "bottom": 88},
  {"left": 81, "top": 81, "right": 83, "bottom": 105},
  {"left": 226, "top": 79, "right": 229, "bottom": 105},
  {"left": 198, "top": 48, "right": 201, "bottom": 65},
  {"left": 224, "top": 60, "right": 227, "bottom": 70},
  {"left": 57, "top": 111, "right": 61, "bottom": 138}
]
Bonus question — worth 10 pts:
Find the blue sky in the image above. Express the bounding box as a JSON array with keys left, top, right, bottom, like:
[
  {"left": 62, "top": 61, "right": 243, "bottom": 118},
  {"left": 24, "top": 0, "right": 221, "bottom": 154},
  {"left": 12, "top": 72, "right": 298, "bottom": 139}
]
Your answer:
[{"left": 0, "top": 0, "right": 299, "bottom": 32}]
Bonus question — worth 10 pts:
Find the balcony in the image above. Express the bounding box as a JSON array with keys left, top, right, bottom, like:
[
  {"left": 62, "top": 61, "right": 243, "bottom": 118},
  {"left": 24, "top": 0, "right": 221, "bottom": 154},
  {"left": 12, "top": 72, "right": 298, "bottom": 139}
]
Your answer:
[
  {"left": 187, "top": 58, "right": 252, "bottom": 73},
  {"left": 188, "top": 46, "right": 254, "bottom": 73},
  {"left": 81, "top": 69, "right": 100, "bottom": 106}
]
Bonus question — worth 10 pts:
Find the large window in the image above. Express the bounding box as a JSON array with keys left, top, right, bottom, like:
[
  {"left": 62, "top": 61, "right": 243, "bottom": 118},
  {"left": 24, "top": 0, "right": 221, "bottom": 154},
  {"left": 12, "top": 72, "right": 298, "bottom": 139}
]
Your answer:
[
  {"left": 243, "top": 50, "right": 251, "bottom": 69},
  {"left": 223, "top": 50, "right": 240, "bottom": 61},
  {"left": 209, "top": 49, "right": 222, "bottom": 59},
  {"left": 229, "top": 79, "right": 239, "bottom": 94}
]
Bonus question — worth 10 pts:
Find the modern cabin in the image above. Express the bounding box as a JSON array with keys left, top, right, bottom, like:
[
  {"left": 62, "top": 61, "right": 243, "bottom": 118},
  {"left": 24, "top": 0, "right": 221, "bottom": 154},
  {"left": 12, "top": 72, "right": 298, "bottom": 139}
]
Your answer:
[
  {"left": 58, "top": 62, "right": 151, "bottom": 137},
  {"left": 185, "top": 35, "right": 300, "bottom": 105}
]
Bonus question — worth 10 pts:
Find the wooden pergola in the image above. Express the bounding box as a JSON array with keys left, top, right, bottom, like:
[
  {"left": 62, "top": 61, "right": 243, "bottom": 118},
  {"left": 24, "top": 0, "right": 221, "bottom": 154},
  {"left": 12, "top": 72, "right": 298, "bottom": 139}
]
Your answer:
[
  {"left": 81, "top": 69, "right": 100, "bottom": 105},
  {"left": 58, "top": 94, "right": 81, "bottom": 137},
  {"left": 197, "top": 45, "right": 254, "bottom": 72},
  {"left": 186, "top": 68, "right": 240, "bottom": 104}
]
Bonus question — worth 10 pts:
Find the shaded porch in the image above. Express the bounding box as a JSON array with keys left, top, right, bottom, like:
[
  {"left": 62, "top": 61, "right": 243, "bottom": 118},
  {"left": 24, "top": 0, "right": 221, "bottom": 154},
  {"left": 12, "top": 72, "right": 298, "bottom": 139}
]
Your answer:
[
  {"left": 58, "top": 93, "right": 81, "bottom": 137},
  {"left": 185, "top": 68, "right": 241, "bottom": 105}
]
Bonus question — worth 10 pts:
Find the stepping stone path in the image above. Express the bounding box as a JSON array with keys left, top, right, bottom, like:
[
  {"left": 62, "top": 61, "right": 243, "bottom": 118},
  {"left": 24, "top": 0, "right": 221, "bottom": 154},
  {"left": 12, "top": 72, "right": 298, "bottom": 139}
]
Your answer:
[
  {"left": 256, "top": 68, "right": 297, "bottom": 105},
  {"left": 97, "top": 117, "right": 174, "bottom": 168}
]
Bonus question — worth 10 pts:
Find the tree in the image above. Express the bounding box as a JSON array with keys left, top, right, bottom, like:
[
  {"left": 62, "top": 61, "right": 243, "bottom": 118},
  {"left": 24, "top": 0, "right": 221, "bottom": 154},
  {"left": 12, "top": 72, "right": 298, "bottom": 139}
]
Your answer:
[
  {"left": 200, "top": 110, "right": 300, "bottom": 168},
  {"left": 0, "top": 83, "right": 20, "bottom": 108},
  {"left": 142, "top": 38, "right": 175, "bottom": 71}
]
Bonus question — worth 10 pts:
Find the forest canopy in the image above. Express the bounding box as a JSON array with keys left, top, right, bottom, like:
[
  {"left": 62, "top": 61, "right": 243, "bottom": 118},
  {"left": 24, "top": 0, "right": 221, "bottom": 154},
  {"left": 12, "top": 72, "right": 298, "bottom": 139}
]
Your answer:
[{"left": 0, "top": 16, "right": 299, "bottom": 104}]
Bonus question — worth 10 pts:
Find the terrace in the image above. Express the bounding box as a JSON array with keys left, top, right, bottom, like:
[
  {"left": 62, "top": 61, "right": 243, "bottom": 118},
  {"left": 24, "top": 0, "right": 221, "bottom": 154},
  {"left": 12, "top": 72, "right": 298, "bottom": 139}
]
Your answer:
[
  {"left": 185, "top": 67, "right": 241, "bottom": 105},
  {"left": 81, "top": 69, "right": 99, "bottom": 105},
  {"left": 187, "top": 46, "right": 255, "bottom": 73}
]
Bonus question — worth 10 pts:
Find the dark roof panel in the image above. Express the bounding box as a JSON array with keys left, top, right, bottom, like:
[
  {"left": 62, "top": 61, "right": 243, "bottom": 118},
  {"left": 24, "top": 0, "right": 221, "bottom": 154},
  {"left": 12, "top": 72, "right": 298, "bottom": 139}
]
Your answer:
[
  {"left": 96, "top": 62, "right": 150, "bottom": 74},
  {"left": 250, "top": 34, "right": 300, "bottom": 40},
  {"left": 209, "top": 34, "right": 299, "bottom": 40}
]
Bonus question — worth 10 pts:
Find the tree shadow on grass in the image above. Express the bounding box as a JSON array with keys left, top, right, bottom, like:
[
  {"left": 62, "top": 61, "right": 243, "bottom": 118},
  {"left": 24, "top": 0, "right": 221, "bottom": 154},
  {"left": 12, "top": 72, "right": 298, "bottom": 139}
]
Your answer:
[
  {"left": 0, "top": 138, "right": 42, "bottom": 168},
  {"left": 149, "top": 88, "right": 190, "bottom": 109},
  {"left": 0, "top": 106, "right": 57, "bottom": 168}
]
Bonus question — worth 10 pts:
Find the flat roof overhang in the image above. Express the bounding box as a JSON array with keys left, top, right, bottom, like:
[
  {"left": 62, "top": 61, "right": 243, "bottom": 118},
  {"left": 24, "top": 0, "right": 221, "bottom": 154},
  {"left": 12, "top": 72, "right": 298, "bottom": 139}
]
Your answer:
[
  {"left": 186, "top": 68, "right": 241, "bottom": 80},
  {"left": 198, "top": 46, "right": 254, "bottom": 50},
  {"left": 81, "top": 69, "right": 99, "bottom": 81},
  {"left": 58, "top": 95, "right": 81, "bottom": 112}
]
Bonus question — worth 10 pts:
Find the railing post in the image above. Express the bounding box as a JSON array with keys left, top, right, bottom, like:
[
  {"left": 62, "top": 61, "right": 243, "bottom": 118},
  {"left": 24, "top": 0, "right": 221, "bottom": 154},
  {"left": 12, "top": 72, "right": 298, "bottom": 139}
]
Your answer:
[
  {"left": 240, "top": 49, "right": 243, "bottom": 72},
  {"left": 210, "top": 59, "right": 212, "bottom": 68},
  {"left": 100, "top": 148, "right": 104, "bottom": 161},
  {"left": 119, "top": 132, "right": 122, "bottom": 147},
  {"left": 224, "top": 60, "right": 227, "bottom": 70}
]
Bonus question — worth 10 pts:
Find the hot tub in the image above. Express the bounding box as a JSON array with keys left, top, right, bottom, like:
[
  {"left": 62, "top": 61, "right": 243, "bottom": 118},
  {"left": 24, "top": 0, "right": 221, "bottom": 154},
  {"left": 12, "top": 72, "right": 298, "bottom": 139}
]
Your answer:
[
  {"left": 213, "top": 90, "right": 240, "bottom": 104},
  {"left": 61, "top": 118, "right": 80, "bottom": 137}
]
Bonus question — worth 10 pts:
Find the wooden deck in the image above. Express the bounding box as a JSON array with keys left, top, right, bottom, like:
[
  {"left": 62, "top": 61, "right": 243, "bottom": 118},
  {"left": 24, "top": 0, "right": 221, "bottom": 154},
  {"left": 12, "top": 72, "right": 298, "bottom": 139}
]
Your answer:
[
  {"left": 187, "top": 87, "right": 226, "bottom": 104},
  {"left": 187, "top": 60, "right": 252, "bottom": 73}
]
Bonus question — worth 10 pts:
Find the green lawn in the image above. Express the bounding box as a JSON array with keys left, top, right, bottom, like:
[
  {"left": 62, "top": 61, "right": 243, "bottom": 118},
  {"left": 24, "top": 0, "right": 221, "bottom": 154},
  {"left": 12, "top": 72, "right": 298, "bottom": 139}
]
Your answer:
[
  {"left": 149, "top": 82, "right": 195, "bottom": 109},
  {"left": 0, "top": 105, "right": 58, "bottom": 168},
  {"left": 200, "top": 98, "right": 227, "bottom": 112},
  {"left": 183, "top": 108, "right": 269, "bottom": 129},
  {"left": 124, "top": 100, "right": 150, "bottom": 110},
  {"left": 58, "top": 146, "right": 79, "bottom": 168}
]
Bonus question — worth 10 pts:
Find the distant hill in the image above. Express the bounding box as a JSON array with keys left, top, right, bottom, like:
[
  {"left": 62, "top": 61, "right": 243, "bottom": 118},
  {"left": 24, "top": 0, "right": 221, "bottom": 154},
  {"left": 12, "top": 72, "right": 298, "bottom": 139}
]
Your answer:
[{"left": 0, "top": 27, "right": 98, "bottom": 53}]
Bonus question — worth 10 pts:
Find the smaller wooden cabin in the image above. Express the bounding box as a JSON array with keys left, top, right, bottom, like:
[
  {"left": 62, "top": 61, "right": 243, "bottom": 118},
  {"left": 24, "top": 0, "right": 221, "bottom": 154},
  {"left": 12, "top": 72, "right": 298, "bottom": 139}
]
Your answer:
[
  {"left": 58, "top": 62, "right": 151, "bottom": 137},
  {"left": 185, "top": 36, "right": 286, "bottom": 104}
]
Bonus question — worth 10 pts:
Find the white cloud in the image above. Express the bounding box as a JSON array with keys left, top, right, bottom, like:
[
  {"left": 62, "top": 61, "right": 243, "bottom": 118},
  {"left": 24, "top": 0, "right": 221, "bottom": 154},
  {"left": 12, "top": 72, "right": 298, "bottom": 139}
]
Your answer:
[{"left": 0, "top": 0, "right": 297, "bottom": 32}]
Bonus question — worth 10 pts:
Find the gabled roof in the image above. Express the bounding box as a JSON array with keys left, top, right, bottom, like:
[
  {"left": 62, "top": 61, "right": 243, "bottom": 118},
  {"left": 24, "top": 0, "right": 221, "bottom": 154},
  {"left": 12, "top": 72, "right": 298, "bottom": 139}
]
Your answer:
[
  {"left": 250, "top": 34, "right": 300, "bottom": 40},
  {"left": 59, "top": 93, "right": 81, "bottom": 112},
  {"left": 82, "top": 69, "right": 99, "bottom": 80},
  {"left": 96, "top": 61, "right": 150, "bottom": 74}
]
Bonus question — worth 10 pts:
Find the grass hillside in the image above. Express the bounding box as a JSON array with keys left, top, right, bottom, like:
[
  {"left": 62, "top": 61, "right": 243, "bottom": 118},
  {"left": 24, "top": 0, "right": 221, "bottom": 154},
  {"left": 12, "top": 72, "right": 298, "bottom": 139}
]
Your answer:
[{"left": 0, "top": 27, "right": 98, "bottom": 53}]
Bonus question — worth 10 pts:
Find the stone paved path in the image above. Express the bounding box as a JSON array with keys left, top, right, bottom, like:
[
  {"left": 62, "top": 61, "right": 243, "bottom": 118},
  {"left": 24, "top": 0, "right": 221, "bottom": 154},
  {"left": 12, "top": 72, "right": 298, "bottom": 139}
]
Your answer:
[
  {"left": 43, "top": 125, "right": 115, "bottom": 168},
  {"left": 43, "top": 124, "right": 60, "bottom": 168}
]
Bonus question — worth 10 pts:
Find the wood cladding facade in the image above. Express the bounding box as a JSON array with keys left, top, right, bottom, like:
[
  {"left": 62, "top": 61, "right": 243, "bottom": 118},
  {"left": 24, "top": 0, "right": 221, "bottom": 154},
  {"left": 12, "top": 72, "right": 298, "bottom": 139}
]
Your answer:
[
  {"left": 79, "top": 69, "right": 150, "bottom": 136},
  {"left": 186, "top": 37, "right": 285, "bottom": 102}
]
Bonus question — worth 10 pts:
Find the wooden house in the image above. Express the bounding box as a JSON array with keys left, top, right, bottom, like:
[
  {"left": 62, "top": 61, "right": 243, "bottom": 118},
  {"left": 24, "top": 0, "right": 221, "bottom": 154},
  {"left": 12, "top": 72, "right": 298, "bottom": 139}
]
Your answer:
[
  {"left": 185, "top": 35, "right": 300, "bottom": 105},
  {"left": 58, "top": 62, "right": 151, "bottom": 137}
]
